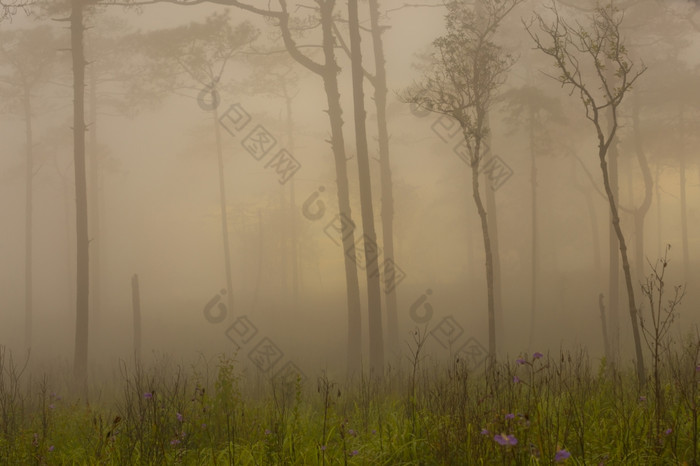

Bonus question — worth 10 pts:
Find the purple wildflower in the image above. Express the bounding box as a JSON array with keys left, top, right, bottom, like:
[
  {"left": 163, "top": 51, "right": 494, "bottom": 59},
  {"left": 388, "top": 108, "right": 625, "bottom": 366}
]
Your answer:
[
  {"left": 513, "top": 375, "right": 520, "bottom": 384},
  {"left": 494, "top": 433, "right": 518, "bottom": 446},
  {"left": 516, "top": 357, "right": 526, "bottom": 365},
  {"left": 639, "top": 396, "right": 647, "bottom": 402},
  {"left": 265, "top": 429, "right": 272, "bottom": 435},
  {"left": 49, "top": 404, "right": 55, "bottom": 410},
  {"left": 320, "top": 445, "right": 326, "bottom": 451},
  {"left": 371, "top": 429, "right": 377, "bottom": 435},
  {"left": 480, "top": 428, "right": 489, "bottom": 435},
  {"left": 170, "top": 438, "right": 180, "bottom": 446},
  {"left": 48, "top": 445, "right": 54, "bottom": 452},
  {"left": 176, "top": 412, "right": 183, "bottom": 422},
  {"left": 533, "top": 352, "right": 543, "bottom": 360},
  {"left": 144, "top": 392, "right": 153, "bottom": 399},
  {"left": 664, "top": 428, "right": 672, "bottom": 435},
  {"left": 348, "top": 428, "right": 356, "bottom": 437},
  {"left": 554, "top": 449, "right": 570, "bottom": 462},
  {"left": 349, "top": 450, "right": 359, "bottom": 456},
  {"left": 505, "top": 413, "right": 515, "bottom": 420}
]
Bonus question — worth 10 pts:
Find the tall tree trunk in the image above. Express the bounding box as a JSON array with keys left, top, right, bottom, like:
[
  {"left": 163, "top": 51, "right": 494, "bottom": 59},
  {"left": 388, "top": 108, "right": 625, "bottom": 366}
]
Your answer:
[
  {"left": 599, "top": 139, "right": 645, "bottom": 386},
  {"left": 22, "top": 85, "right": 33, "bottom": 355},
  {"left": 270, "top": 0, "right": 362, "bottom": 374},
  {"left": 315, "top": 1, "right": 363, "bottom": 375},
  {"left": 368, "top": 0, "right": 398, "bottom": 358},
  {"left": 348, "top": 0, "right": 384, "bottom": 374},
  {"left": 607, "top": 125, "right": 620, "bottom": 371},
  {"left": 483, "top": 131, "right": 503, "bottom": 347},
  {"left": 475, "top": 0, "right": 502, "bottom": 351},
  {"left": 88, "top": 59, "right": 101, "bottom": 339},
  {"left": 212, "top": 90, "right": 235, "bottom": 315},
  {"left": 71, "top": 0, "right": 90, "bottom": 390},
  {"left": 467, "top": 132, "right": 496, "bottom": 364}
]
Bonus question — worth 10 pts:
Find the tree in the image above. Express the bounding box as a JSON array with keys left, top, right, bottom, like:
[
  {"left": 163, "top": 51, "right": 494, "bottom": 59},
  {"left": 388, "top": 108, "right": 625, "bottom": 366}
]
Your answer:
[
  {"left": 403, "top": 0, "right": 522, "bottom": 364},
  {"left": 347, "top": 0, "right": 384, "bottom": 373},
  {"left": 73, "top": 0, "right": 368, "bottom": 375},
  {"left": 527, "top": 2, "right": 647, "bottom": 386},
  {"left": 0, "top": 25, "right": 58, "bottom": 355},
  {"left": 69, "top": 0, "right": 89, "bottom": 389},
  {"left": 242, "top": 51, "right": 302, "bottom": 308},
  {"left": 263, "top": 0, "right": 366, "bottom": 374},
  {"left": 132, "top": 12, "right": 258, "bottom": 316},
  {"left": 501, "top": 85, "right": 565, "bottom": 349}
]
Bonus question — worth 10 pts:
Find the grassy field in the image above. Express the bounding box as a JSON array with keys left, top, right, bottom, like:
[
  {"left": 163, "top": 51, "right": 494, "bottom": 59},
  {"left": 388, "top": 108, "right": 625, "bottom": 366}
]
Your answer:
[{"left": 0, "top": 336, "right": 698, "bottom": 466}]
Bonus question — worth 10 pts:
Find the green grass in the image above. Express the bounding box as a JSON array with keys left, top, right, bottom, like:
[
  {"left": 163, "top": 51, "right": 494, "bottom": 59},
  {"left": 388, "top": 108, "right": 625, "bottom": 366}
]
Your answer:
[{"left": 0, "top": 344, "right": 698, "bottom": 465}]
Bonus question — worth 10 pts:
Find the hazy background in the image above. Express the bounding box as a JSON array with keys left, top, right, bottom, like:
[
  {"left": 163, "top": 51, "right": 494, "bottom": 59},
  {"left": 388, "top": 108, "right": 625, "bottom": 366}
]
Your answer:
[{"left": 1, "top": 0, "right": 699, "bottom": 380}]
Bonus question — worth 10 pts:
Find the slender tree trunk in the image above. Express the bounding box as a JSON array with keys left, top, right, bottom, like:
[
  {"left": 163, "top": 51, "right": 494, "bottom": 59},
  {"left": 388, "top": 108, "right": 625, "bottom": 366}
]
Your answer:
[
  {"left": 315, "top": 1, "right": 363, "bottom": 375},
  {"left": 607, "top": 128, "right": 620, "bottom": 370},
  {"left": 348, "top": 0, "right": 384, "bottom": 374},
  {"left": 475, "top": 0, "right": 501, "bottom": 357},
  {"left": 274, "top": 0, "right": 362, "bottom": 374},
  {"left": 467, "top": 131, "right": 496, "bottom": 363},
  {"left": 212, "top": 92, "right": 235, "bottom": 314},
  {"left": 483, "top": 135, "right": 503, "bottom": 348},
  {"left": 599, "top": 140, "right": 646, "bottom": 387},
  {"left": 88, "top": 60, "right": 102, "bottom": 339},
  {"left": 22, "top": 85, "right": 33, "bottom": 355},
  {"left": 368, "top": 0, "right": 398, "bottom": 359},
  {"left": 71, "top": 0, "right": 90, "bottom": 390}
]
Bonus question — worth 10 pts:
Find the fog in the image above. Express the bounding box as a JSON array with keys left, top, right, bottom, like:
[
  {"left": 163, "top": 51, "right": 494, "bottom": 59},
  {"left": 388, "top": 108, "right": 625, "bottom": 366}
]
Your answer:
[{"left": 1, "top": 0, "right": 699, "bottom": 384}]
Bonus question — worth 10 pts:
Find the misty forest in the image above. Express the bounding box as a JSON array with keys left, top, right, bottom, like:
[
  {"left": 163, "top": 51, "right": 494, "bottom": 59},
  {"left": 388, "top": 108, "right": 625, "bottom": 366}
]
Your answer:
[{"left": 1, "top": 0, "right": 700, "bottom": 463}]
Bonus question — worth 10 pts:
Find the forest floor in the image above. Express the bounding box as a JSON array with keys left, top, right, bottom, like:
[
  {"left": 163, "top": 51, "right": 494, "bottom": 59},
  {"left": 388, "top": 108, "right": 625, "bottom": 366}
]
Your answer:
[{"left": 0, "top": 341, "right": 698, "bottom": 465}]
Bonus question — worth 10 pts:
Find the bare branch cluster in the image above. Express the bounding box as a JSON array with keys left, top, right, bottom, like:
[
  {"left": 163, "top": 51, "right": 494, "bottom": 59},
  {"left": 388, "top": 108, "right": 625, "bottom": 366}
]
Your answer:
[
  {"left": 525, "top": 2, "right": 646, "bottom": 146},
  {"left": 0, "top": 0, "right": 33, "bottom": 21},
  {"left": 402, "top": 0, "right": 522, "bottom": 164}
]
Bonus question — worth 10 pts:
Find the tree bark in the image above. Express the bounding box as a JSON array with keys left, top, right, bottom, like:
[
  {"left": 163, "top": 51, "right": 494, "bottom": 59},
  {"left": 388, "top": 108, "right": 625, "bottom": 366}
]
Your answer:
[
  {"left": 212, "top": 89, "right": 235, "bottom": 315},
  {"left": 348, "top": 0, "right": 384, "bottom": 374},
  {"left": 466, "top": 130, "right": 496, "bottom": 364},
  {"left": 484, "top": 151, "right": 503, "bottom": 347},
  {"left": 599, "top": 140, "right": 645, "bottom": 387},
  {"left": 71, "top": 0, "right": 90, "bottom": 390},
  {"left": 368, "top": 0, "right": 398, "bottom": 359},
  {"left": 313, "top": 0, "right": 363, "bottom": 375},
  {"left": 88, "top": 58, "right": 102, "bottom": 339},
  {"left": 607, "top": 124, "right": 620, "bottom": 370}
]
